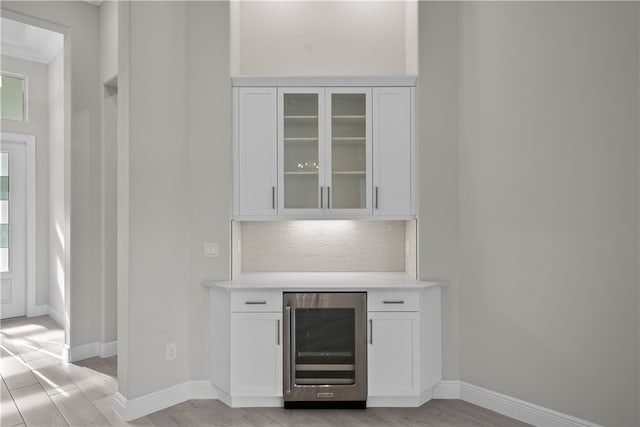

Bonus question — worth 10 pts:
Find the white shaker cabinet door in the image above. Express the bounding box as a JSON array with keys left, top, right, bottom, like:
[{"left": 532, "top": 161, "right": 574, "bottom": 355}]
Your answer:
[
  {"left": 372, "top": 87, "right": 413, "bottom": 217},
  {"left": 367, "top": 311, "right": 419, "bottom": 397},
  {"left": 230, "top": 312, "right": 283, "bottom": 397},
  {"left": 235, "top": 87, "right": 278, "bottom": 216}
]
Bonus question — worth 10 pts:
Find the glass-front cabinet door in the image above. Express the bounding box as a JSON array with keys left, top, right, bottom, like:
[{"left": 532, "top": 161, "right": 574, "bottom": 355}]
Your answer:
[
  {"left": 278, "top": 87, "right": 371, "bottom": 216},
  {"left": 326, "top": 88, "right": 371, "bottom": 215},
  {"left": 278, "top": 88, "right": 325, "bottom": 214}
]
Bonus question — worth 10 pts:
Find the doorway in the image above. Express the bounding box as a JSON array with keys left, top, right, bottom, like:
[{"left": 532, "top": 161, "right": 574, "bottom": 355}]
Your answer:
[{"left": 0, "top": 133, "right": 35, "bottom": 319}]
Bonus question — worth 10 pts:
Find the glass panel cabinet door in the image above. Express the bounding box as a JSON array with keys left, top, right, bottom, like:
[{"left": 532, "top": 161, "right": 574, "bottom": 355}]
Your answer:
[
  {"left": 327, "top": 88, "right": 372, "bottom": 214},
  {"left": 278, "top": 88, "right": 324, "bottom": 213}
]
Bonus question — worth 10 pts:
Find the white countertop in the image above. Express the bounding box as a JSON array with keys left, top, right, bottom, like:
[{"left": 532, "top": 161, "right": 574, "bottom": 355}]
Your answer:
[{"left": 204, "top": 272, "right": 441, "bottom": 291}]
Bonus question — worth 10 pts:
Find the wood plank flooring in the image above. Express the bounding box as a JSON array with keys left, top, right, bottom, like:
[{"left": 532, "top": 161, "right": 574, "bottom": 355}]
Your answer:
[{"left": 1, "top": 315, "right": 531, "bottom": 426}]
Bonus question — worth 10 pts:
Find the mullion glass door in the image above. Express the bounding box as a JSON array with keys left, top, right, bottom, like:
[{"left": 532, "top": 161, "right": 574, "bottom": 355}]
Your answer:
[
  {"left": 327, "top": 89, "right": 371, "bottom": 214},
  {"left": 280, "top": 89, "right": 323, "bottom": 212}
]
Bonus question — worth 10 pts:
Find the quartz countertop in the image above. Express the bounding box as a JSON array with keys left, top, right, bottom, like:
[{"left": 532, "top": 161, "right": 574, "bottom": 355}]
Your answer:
[{"left": 203, "top": 272, "right": 442, "bottom": 291}]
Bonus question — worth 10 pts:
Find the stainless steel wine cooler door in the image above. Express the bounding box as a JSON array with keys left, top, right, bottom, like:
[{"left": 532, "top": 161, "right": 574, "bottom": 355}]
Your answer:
[{"left": 283, "top": 292, "right": 367, "bottom": 407}]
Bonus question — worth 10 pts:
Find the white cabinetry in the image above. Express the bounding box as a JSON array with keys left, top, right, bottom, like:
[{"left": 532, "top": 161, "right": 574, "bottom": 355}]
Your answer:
[
  {"left": 372, "top": 87, "right": 413, "bottom": 217},
  {"left": 233, "top": 88, "right": 278, "bottom": 217},
  {"left": 231, "top": 312, "right": 282, "bottom": 397},
  {"left": 278, "top": 87, "right": 372, "bottom": 216},
  {"left": 367, "top": 287, "right": 442, "bottom": 407},
  {"left": 211, "top": 287, "right": 283, "bottom": 407},
  {"left": 368, "top": 311, "right": 419, "bottom": 397},
  {"left": 232, "top": 77, "right": 415, "bottom": 219}
]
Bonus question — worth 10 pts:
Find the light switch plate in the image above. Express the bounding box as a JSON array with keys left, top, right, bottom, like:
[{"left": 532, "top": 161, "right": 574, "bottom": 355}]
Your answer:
[{"left": 204, "top": 242, "right": 219, "bottom": 258}]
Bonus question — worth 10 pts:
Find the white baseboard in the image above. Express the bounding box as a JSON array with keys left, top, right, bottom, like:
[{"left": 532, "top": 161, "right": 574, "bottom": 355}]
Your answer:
[
  {"left": 68, "top": 340, "right": 118, "bottom": 362},
  {"left": 114, "top": 381, "right": 218, "bottom": 421},
  {"left": 434, "top": 381, "right": 600, "bottom": 427},
  {"left": 433, "top": 380, "right": 461, "bottom": 399},
  {"left": 68, "top": 342, "right": 100, "bottom": 362},
  {"left": 367, "top": 389, "right": 432, "bottom": 408},
  {"left": 47, "top": 306, "right": 65, "bottom": 328},
  {"left": 99, "top": 341, "right": 117, "bottom": 358},
  {"left": 27, "top": 304, "right": 48, "bottom": 317}
]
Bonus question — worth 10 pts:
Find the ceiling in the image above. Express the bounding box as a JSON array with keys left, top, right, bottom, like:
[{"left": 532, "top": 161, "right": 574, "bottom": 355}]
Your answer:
[{"left": 1, "top": 17, "right": 64, "bottom": 64}]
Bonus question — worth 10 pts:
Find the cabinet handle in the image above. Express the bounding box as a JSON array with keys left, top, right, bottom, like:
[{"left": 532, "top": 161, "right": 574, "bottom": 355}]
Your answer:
[
  {"left": 320, "top": 187, "right": 323, "bottom": 208},
  {"left": 277, "top": 319, "right": 280, "bottom": 345},
  {"left": 327, "top": 186, "right": 331, "bottom": 209},
  {"left": 272, "top": 186, "right": 275, "bottom": 210},
  {"left": 383, "top": 300, "right": 405, "bottom": 305},
  {"left": 375, "top": 186, "right": 379, "bottom": 210},
  {"left": 245, "top": 301, "right": 267, "bottom": 305},
  {"left": 369, "top": 319, "right": 373, "bottom": 345}
]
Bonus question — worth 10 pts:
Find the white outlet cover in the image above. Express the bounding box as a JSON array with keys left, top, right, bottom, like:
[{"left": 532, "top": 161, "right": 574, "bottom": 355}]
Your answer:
[{"left": 204, "top": 242, "right": 219, "bottom": 258}]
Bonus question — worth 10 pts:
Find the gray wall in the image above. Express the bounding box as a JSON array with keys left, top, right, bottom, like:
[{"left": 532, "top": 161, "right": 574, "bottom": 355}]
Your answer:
[
  {"left": 1, "top": 55, "right": 50, "bottom": 308},
  {"left": 417, "top": 2, "right": 461, "bottom": 381},
  {"left": 455, "top": 3, "right": 639, "bottom": 426},
  {"left": 118, "top": 1, "right": 231, "bottom": 397}
]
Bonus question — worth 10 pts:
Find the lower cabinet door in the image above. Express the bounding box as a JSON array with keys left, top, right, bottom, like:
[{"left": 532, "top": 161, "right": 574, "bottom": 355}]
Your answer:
[
  {"left": 230, "top": 312, "right": 283, "bottom": 397},
  {"left": 367, "top": 311, "right": 419, "bottom": 396}
]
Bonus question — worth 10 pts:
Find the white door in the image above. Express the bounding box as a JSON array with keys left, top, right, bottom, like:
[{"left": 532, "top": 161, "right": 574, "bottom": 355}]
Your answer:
[
  {"left": 235, "top": 87, "right": 278, "bottom": 216},
  {"left": 1, "top": 141, "right": 26, "bottom": 319},
  {"left": 372, "top": 87, "right": 413, "bottom": 216},
  {"left": 368, "top": 311, "right": 419, "bottom": 396},
  {"left": 230, "top": 312, "right": 283, "bottom": 397}
]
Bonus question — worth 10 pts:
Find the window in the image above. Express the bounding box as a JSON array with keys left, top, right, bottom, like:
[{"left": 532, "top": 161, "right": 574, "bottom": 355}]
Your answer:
[{"left": 0, "top": 75, "right": 26, "bottom": 121}]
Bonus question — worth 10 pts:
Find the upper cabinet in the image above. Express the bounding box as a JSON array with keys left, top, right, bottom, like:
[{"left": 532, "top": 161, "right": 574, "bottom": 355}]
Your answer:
[
  {"left": 233, "top": 77, "right": 415, "bottom": 220},
  {"left": 278, "top": 87, "right": 372, "bottom": 216}
]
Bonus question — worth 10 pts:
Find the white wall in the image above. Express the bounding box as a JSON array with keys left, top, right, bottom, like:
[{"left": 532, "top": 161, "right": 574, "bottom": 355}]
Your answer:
[
  {"left": 231, "top": 1, "right": 412, "bottom": 76},
  {"left": 118, "top": 0, "right": 231, "bottom": 397},
  {"left": 457, "top": 3, "right": 639, "bottom": 426},
  {"left": 99, "top": 0, "right": 118, "bottom": 348},
  {"left": 417, "top": 2, "right": 460, "bottom": 381},
  {"left": 2, "top": 1, "right": 103, "bottom": 351},
  {"left": 185, "top": 1, "right": 231, "bottom": 382},
  {"left": 1, "top": 54, "right": 50, "bottom": 308},
  {"left": 48, "top": 49, "right": 64, "bottom": 323},
  {"left": 99, "top": 0, "right": 117, "bottom": 84}
]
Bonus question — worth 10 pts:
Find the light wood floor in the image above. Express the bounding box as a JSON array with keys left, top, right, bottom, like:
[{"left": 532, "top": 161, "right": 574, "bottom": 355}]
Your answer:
[{"left": 1, "top": 315, "right": 531, "bottom": 427}]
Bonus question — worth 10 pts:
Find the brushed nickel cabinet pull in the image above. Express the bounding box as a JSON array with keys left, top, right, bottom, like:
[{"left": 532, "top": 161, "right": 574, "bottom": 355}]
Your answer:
[
  {"left": 245, "top": 301, "right": 267, "bottom": 305},
  {"left": 327, "top": 186, "right": 331, "bottom": 209},
  {"left": 369, "top": 319, "right": 373, "bottom": 345},
  {"left": 375, "top": 186, "right": 379, "bottom": 210},
  {"left": 320, "top": 187, "right": 323, "bottom": 208},
  {"left": 272, "top": 186, "right": 275, "bottom": 209},
  {"left": 277, "top": 319, "right": 280, "bottom": 345},
  {"left": 383, "top": 300, "right": 405, "bottom": 305}
]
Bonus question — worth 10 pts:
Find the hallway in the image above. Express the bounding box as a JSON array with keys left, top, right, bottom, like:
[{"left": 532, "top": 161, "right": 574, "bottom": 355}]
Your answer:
[{"left": 0, "top": 316, "right": 119, "bottom": 426}]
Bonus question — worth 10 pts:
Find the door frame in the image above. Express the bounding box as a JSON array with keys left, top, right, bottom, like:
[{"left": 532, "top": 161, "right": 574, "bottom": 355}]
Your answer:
[{"left": 1, "top": 132, "right": 36, "bottom": 317}]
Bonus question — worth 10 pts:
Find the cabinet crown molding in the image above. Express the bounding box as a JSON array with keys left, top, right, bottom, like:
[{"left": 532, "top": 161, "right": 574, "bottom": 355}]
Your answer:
[{"left": 231, "top": 76, "right": 417, "bottom": 87}]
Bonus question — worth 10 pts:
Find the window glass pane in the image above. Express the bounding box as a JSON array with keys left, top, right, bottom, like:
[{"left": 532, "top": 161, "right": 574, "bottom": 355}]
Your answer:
[
  {"left": 0, "top": 152, "right": 8, "bottom": 272},
  {"left": 0, "top": 75, "right": 25, "bottom": 121},
  {"left": 0, "top": 224, "right": 7, "bottom": 248}
]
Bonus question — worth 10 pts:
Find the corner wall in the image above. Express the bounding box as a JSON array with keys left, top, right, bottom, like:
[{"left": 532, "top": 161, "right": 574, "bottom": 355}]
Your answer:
[
  {"left": 417, "top": 2, "right": 460, "bottom": 381},
  {"left": 457, "top": 3, "right": 639, "bottom": 425}
]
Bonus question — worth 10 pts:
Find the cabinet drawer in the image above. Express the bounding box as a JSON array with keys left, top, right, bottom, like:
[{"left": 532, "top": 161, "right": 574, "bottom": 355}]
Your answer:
[
  {"left": 231, "top": 291, "right": 282, "bottom": 312},
  {"left": 368, "top": 291, "right": 419, "bottom": 311}
]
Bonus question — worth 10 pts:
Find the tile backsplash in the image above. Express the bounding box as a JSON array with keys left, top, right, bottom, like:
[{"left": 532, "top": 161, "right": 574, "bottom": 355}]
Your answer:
[{"left": 234, "top": 220, "right": 416, "bottom": 274}]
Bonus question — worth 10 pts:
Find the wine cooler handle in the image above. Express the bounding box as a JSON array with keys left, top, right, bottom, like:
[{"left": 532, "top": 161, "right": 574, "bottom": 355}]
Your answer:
[{"left": 285, "top": 306, "right": 292, "bottom": 395}]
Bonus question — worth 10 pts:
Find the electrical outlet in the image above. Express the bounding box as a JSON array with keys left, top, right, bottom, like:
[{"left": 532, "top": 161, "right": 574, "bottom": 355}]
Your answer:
[
  {"left": 166, "top": 342, "right": 176, "bottom": 361},
  {"left": 204, "top": 242, "right": 219, "bottom": 258}
]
